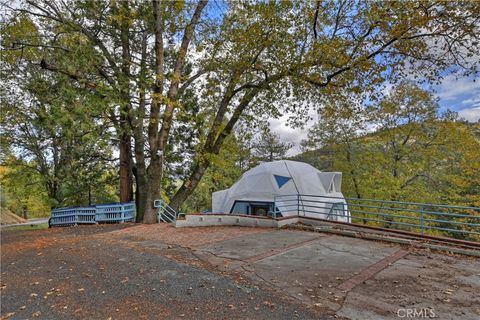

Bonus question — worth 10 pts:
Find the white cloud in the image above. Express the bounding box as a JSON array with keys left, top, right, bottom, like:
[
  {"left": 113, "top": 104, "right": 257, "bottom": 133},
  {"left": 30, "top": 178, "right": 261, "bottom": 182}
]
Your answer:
[
  {"left": 458, "top": 107, "right": 480, "bottom": 122},
  {"left": 461, "top": 96, "right": 480, "bottom": 107},
  {"left": 434, "top": 75, "right": 480, "bottom": 101},
  {"left": 432, "top": 74, "right": 480, "bottom": 122},
  {"left": 269, "top": 108, "right": 318, "bottom": 156},
  {"left": 269, "top": 117, "right": 308, "bottom": 156}
]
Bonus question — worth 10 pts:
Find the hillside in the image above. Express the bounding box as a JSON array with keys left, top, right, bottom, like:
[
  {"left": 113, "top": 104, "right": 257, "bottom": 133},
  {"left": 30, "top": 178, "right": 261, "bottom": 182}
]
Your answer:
[
  {"left": 290, "top": 121, "right": 480, "bottom": 207},
  {"left": 0, "top": 208, "right": 27, "bottom": 225}
]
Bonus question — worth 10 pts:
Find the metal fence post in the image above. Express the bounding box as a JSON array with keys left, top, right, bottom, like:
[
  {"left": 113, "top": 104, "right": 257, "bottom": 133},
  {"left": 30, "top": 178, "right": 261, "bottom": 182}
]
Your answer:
[
  {"left": 420, "top": 205, "right": 425, "bottom": 235},
  {"left": 297, "top": 194, "right": 300, "bottom": 217},
  {"left": 273, "top": 196, "right": 277, "bottom": 219}
]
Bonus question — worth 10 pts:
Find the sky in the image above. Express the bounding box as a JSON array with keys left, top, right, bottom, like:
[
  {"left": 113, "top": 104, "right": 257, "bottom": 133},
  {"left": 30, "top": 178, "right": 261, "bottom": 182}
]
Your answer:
[{"left": 272, "top": 75, "right": 480, "bottom": 155}]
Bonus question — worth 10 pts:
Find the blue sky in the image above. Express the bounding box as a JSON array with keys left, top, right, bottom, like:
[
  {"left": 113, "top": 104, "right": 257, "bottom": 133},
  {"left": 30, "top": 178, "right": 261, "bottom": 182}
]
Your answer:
[{"left": 431, "top": 75, "right": 480, "bottom": 122}]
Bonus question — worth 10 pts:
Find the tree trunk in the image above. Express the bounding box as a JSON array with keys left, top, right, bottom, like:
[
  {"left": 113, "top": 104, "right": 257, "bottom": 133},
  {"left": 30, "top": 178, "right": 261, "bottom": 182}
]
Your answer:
[
  {"left": 132, "top": 30, "right": 149, "bottom": 222},
  {"left": 142, "top": 0, "right": 207, "bottom": 219},
  {"left": 170, "top": 89, "right": 260, "bottom": 211},
  {"left": 118, "top": 0, "right": 134, "bottom": 204},
  {"left": 345, "top": 143, "right": 362, "bottom": 199},
  {"left": 119, "top": 134, "right": 133, "bottom": 202},
  {"left": 142, "top": 157, "right": 163, "bottom": 223},
  {"left": 169, "top": 159, "right": 210, "bottom": 212},
  {"left": 134, "top": 165, "right": 162, "bottom": 224},
  {"left": 88, "top": 186, "right": 92, "bottom": 205}
]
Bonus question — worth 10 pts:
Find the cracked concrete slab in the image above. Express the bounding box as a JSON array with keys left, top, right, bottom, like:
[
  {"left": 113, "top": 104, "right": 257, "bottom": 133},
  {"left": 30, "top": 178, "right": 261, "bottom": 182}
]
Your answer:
[
  {"left": 199, "top": 230, "right": 321, "bottom": 260},
  {"left": 248, "top": 235, "right": 398, "bottom": 283},
  {"left": 237, "top": 235, "right": 399, "bottom": 309},
  {"left": 337, "top": 253, "right": 480, "bottom": 320},
  {"left": 110, "top": 226, "right": 480, "bottom": 319}
]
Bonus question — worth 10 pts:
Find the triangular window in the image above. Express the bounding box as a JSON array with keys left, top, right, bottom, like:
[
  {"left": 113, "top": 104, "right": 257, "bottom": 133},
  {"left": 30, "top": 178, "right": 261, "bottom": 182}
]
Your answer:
[{"left": 274, "top": 175, "right": 291, "bottom": 188}]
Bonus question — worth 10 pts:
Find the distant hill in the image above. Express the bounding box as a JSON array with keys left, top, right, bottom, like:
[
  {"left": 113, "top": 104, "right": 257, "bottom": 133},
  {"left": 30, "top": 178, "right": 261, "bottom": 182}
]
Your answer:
[
  {"left": 289, "top": 148, "right": 335, "bottom": 172},
  {"left": 0, "top": 208, "right": 27, "bottom": 225},
  {"left": 290, "top": 120, "right": 480, "bottom": 172}
]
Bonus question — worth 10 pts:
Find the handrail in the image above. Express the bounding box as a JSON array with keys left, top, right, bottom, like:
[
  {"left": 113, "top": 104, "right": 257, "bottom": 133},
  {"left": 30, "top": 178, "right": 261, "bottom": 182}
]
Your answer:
[
  {"left": 155, "top": 200, "right": 179, "bottom": 223},
  {"left": 273, "top": 194, "right": 480, "bottom": 241}
]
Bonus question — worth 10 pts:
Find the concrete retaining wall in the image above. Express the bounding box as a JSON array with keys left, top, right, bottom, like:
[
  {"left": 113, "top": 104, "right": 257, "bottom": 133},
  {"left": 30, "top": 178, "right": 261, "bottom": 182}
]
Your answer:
[
  {"left": 175, "top": 214, "right": 299, "bottom": 228},
  {"left": 175, "top": 213, "right": 344, "bottom": 229},
  {"left": 175, "top": 214, "right": 278, "bottom": 228}
]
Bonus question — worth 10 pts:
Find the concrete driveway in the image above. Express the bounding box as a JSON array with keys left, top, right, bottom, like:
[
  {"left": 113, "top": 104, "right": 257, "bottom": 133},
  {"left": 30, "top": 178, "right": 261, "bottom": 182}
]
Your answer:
[
  {"left": 112, "top": 225, "right": 480, "bottom": 319},
  {"left": 1, "top": 224, "right": 479, "bottom": 319}
]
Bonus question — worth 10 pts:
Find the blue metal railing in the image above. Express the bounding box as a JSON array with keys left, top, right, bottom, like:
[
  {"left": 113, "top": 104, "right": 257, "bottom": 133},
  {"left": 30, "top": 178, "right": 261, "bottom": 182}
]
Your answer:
[
  {"left": 50, "top": 202, "right": 135, "bottom": 226},
  {"left": 95, "top": 202, "right": 135, "bottom": 223},
  {"left": 50, "top": 206, "right": 96, "bottom": 226},
  {"left": 273, "top": 194, "right": 480, "bottom": 241}
]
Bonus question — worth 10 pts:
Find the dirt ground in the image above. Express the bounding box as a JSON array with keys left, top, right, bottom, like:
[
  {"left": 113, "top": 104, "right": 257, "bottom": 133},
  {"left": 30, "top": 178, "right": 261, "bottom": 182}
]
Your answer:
[{"left": 1, "top": 223, "right": 479, "bottom": 320}]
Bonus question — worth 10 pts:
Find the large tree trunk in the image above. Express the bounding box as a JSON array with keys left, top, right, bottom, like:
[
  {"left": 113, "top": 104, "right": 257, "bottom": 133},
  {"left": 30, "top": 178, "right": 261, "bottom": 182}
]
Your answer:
[
  {"left": 169, "top": 159, "right": 210, "bottom": 211},
  {"left": 143, "top": 158, "right": 163, "bottom": 223},
  {"left": 119, "top": 133, "right": 133, "bottom": 202},
  {"left": 134, "top": 160, "right": 162, "bottom": 223},
  {"left": 133, "top": 31, "right": 149, "bottom": 222},
  {"left": 140, "top": 0, "right": 208, "bottom": 222},
  {"left": 118, "top": 0, "right": 134, "bottom": 204}
]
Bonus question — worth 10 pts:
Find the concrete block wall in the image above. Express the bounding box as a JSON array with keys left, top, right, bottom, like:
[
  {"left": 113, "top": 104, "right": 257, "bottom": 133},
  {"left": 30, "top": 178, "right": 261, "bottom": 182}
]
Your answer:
[
  {"left": 174, "top": 214, "right": 333, "bottom": 229},
  {"left": 175, "top": 214, "right": 278, "bottom": 228}
]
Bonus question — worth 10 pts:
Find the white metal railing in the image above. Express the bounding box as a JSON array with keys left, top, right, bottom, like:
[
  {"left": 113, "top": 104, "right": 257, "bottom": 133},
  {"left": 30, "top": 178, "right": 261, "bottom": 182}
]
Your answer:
[{"left": 154, "top": 200, "right": 179, "bottom": 223}]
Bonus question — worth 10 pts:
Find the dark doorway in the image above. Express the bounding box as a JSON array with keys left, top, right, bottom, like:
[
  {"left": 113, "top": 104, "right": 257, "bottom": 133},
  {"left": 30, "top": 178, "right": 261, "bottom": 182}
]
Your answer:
[{"left": 251, "top": 204, "right": 270, "bottom": 216}]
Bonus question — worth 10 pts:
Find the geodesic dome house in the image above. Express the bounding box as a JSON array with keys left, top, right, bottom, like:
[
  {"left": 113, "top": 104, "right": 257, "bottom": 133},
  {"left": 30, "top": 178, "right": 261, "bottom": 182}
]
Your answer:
[{"left": 211, "top": 160, "right": 350, "bottom": 222}]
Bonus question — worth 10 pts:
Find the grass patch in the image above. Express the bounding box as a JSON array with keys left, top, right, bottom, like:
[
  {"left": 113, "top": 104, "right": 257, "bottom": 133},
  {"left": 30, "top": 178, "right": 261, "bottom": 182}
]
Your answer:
[{"left": 2, "top": 223, "right": 49, "bottom": 231}]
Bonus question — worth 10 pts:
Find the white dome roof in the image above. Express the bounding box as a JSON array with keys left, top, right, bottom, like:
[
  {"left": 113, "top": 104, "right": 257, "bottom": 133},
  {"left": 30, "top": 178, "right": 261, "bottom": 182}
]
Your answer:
[{"left": 212, "top": 160, "right": 344, "bottom": 214}]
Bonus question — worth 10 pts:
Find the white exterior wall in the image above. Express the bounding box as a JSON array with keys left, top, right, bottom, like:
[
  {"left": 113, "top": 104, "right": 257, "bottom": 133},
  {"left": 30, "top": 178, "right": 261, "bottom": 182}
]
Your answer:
[{"left": 211, "top": 160, "right": 350, "bottom": 222}]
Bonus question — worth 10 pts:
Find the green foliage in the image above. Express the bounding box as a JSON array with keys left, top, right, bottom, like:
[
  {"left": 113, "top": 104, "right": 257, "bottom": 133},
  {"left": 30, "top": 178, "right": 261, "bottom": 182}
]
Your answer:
[
  {"left": 0, "top": 68, "right": 118, "bottom": 209},
  {"left": 1, "top": 0, "right": 479, "bottom": 219},
  {"left": 0, "top": 163, "right": 50, "bottom": 218},
  {"left": 299, "top": 84, "right": 480, "bottom": 239},
  {"left": 253, "top": 128, "right": 293, "bottom": 162}
]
